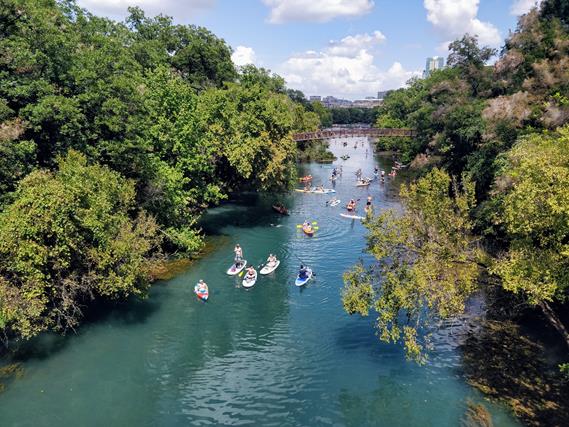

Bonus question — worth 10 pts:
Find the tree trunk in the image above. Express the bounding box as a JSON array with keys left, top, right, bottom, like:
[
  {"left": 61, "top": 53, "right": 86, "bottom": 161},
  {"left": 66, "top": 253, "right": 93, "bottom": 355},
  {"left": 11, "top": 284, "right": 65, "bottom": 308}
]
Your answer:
[{"left": 539, "top": 300, "right": 569, "bottom": 350}]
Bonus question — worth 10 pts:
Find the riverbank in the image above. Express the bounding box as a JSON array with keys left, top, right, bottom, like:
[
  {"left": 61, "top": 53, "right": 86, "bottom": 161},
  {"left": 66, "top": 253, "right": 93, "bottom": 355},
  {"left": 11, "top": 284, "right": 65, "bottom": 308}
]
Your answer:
[{"left": 460, "top": 287, "right": 569, "bottom": 426}]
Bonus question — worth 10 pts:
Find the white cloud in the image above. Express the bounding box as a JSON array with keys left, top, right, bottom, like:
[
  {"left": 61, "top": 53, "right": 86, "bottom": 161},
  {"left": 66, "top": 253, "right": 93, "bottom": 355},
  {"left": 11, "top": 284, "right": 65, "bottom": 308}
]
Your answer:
[
  {"left": 424, "top": 0, "right": 501, "bottom": 47},
  {"left": 279, "top": 31, "right": 419, "bottom": 99},
  {"left": 263, "top": 0, "right": 374, "bottom": 24},
  {"left": 327, "top": 31, "right": 385, "bottom": 57},
  {"left": 231, "top": 46, "right": 257, "bottom": 67},
  {"left": 77, "top": 0, "right": 215, "bottom": 20},
  {"left": 510, "top": 0, "right": 542, "bottom": 15}
]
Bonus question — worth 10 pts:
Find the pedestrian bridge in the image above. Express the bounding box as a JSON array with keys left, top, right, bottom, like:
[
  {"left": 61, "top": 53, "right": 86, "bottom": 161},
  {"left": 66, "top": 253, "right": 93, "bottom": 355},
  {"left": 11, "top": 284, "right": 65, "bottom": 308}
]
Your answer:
[{"left": 292, "top": 128, "right": 416, "bottom": 142}]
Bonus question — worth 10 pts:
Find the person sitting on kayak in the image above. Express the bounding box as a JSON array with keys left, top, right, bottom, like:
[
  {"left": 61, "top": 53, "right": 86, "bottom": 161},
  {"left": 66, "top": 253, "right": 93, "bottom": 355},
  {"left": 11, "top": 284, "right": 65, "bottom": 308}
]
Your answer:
[
  {"left": 303, "top": 220, "right": 313, "bottom": 231},
  {"left": 234, "top": 244, "right": 243, "bottom": 264},
  {"left": 246, "top": 266, "right": 256, "bottom": 278},
  {"left": 315, "top": 185, "right": 324, "bottom": 192},
  {"left": 327, "top": 196, "right": 337, "bottom": 205},
  {"left": 197, "top": 279, "right": 207, "bottom": 290},
  {"left": 299, "top": 264, "right": 308, "bottom": 279}
]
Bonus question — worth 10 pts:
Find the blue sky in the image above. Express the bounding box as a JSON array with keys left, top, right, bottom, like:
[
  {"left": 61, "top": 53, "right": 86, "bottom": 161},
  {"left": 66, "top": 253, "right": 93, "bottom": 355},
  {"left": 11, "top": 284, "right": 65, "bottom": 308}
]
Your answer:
[{"left": 76, "top": 0, "right": 542, "bottom": 99}]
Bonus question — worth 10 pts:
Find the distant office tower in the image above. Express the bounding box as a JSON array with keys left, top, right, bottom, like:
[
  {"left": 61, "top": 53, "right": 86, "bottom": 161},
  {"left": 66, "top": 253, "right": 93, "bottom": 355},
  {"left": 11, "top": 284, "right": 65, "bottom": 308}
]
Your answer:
[{"left": 423, "top": 56, "right": 445, "bottom": 78}]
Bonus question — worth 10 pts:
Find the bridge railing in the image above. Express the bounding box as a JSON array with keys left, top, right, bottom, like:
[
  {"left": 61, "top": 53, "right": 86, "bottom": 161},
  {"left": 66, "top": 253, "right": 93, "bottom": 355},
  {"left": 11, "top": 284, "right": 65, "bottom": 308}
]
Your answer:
[{"left": 293, "top": 128, "right": 416, "bottom": 141}]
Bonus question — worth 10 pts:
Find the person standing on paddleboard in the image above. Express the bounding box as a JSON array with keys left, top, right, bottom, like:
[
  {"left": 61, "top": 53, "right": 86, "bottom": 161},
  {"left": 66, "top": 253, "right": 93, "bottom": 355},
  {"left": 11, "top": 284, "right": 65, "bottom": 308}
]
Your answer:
[{"left": 234, "top": 244, "right": 243, "bottom": 265}]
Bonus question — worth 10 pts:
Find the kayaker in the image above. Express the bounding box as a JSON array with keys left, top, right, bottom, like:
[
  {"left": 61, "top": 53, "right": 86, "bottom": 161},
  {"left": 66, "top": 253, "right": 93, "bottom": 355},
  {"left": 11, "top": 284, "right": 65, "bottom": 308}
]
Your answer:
[
  {"left": 234, "top": 244, "right": 243, "bottom": 264},
  {"left": 299, "top": 265, "right": 308, "bottom": 279},
  {"left": 316, "top": 185, "right": 324, "bottom": 192}
]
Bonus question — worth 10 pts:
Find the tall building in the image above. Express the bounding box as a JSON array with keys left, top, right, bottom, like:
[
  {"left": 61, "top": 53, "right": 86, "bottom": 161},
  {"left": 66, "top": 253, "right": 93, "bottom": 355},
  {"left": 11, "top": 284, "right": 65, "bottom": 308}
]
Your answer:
[{"left": 423, "top": 56, "right": 445, "bottom": 78}]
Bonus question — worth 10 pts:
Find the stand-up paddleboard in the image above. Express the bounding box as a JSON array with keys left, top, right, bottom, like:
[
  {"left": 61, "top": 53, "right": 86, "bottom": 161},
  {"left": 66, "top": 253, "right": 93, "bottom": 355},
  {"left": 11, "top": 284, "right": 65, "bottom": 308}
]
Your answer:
[
  {"left": 260, "top": 260, "right": 280, "bottom": 275},
  {"left": 194, "top": 284, "right": 209, "bottom": 301},
  {"left": 295, "top": 188, "right": 336, "bottom": 194},
  {"left": 295, "top": 268, "right": 313, "bottom": 287},
  {"left": 242, "top": 270, "right": 258, "bottom": 288},
  {"left": 227, "top": 260, "right": 247, "bottom": 275},
  {"left": 340, "top": 213, "right": 365, "bottom": 220},
  {"left": 312, "top": 188, "right": 336, "bottom": 194},
  {"left": 356, "top": 180, "right": 371, "bottom": 187}
]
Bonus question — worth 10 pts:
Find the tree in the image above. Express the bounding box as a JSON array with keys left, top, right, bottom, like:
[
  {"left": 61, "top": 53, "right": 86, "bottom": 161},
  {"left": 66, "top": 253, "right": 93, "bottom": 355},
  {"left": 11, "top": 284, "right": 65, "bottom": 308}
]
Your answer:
[
  {"left": 343, "top": 169, "right": 483, "bottom": 362},
  {"left": 311, "top": 101, "right": 332, "bottom": 128},
  {"left": 447, "top": 34, "right": 496, "bottom": 96},
  {"left": 0, "top": 151, "right": 161, "bottom": 340},
  {"left": 491, "top": 126, "right": 569, "bottom": 348}
]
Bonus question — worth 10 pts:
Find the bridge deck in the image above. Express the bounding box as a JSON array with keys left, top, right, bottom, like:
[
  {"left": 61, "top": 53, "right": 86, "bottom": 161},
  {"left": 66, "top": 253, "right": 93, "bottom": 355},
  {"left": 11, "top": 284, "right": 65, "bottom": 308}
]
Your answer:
[{"left": 293, "top": 128, "right": 416, "bottom": 141}]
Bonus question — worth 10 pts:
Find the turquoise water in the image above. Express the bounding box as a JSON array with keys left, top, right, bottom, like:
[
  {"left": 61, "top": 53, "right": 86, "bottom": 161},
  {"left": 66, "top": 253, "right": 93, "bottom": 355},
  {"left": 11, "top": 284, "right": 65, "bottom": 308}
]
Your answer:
[{"left": 0, "top": 138, "right": 520, "bottom": 426}]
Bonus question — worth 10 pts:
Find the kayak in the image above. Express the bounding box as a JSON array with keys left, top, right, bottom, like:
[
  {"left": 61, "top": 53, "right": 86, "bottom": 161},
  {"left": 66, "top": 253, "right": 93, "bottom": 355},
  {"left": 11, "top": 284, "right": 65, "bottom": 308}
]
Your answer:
[
  {"left": 356, "top": 181, "right": 371, "bottom": 187},
  {"left": 226, "top": 260, "right": 247, "bottom": 275},
  {"left": 260, "top": 260, "right": 280, "bottom": 275},
  {"left": 328, "top": 199, "right": 341, "bottom": 207},
  {"left": 194, "top": 284, "right": 209, "bottom": 301},
  {"left": 242, "top": 270, "right": 258, "bottom": 288},
  {"left": 302, "top": 226, "right": 314, "bottom": 236},
  {"left": 295, "top": 268, "right": 313, "bottom": 287},
  {"left": 272, "top": 204, "right": 288, "bottom": 215},
  {"left": 340, "top": 213, "right": 365, "bottom": 220}
]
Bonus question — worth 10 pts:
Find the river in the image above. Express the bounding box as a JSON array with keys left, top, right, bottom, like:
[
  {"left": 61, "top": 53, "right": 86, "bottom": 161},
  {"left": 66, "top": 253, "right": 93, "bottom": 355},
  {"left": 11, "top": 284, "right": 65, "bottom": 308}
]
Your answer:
[{"left": 0, "top": 138, "right": 520, "bottom": 426}]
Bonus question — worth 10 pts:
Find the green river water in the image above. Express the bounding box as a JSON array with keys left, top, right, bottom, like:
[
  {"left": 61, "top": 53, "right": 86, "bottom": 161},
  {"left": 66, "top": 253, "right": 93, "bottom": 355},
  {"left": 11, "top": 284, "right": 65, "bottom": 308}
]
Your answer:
[{"left": 0, "top": 138, "right": 520, "bottom": 426}]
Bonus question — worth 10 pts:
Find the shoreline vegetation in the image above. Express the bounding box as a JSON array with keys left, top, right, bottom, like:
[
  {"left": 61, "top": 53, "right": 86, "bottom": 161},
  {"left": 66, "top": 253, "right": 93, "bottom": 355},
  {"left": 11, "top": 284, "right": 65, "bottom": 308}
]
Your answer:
[
  {"left": 0, "top": 0, "right": 323, "bottom": 346},
  {"left": 342, "top": 0, "right": 569, "bottom": 424}
]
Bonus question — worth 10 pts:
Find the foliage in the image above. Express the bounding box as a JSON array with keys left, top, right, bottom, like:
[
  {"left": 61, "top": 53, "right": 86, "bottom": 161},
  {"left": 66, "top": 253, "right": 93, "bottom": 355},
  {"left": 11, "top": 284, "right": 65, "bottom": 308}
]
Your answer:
[
  {"left": 342, "top": 169, "right": 482, "bottom": 361},
  {"left": 311, "top": 101, "right": 333, "bottom": 128},
  {"left": 0, "top": 151, "right": 161, "bottom": 339},
  {"left": 330, "top": 107, "right": 378, "bottom": 125},
  {"left": 0, "top": 0, "right": 318, "bottom": 341},
  {"left": 491, "top": 128, "right": 569, "bottom": 306}
]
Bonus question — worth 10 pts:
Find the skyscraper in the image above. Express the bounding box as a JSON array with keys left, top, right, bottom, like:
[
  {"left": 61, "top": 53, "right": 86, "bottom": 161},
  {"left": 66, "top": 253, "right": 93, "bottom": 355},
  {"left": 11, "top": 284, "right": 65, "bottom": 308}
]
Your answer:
[{"left": 423, "top": 56, "right": 445, "bottom": 78}]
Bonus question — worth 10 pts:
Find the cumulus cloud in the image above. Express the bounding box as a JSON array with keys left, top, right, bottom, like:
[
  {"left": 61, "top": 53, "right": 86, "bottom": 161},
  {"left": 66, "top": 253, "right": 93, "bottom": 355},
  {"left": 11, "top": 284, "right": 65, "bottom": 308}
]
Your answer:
[
  {"left": 263, "top": 0, "right": 374, "bottom": 24},
  {"left": 77, "top": 0, "right": 216, "bottom": 20},
  {"left": 280, "top": 31, "right": 419, "bottom": 99},
  {"left": 231, "top": 46, "right": 257, "bottom": 67},
  {"left": 327, "top": 31, "right": 385, "bottom": 57},
  {"left": 424, "top": 0, "right": 501, "bottom": 47},
  {"left": 510, "top": 0, "right": 543, "bottom": 15}
]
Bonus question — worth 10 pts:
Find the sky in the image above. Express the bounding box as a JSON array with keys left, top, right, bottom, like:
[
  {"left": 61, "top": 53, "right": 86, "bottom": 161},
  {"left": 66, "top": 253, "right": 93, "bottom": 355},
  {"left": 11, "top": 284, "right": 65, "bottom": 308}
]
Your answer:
[{"left": 76, "top": 0, "right": 543, "bottom": 99}]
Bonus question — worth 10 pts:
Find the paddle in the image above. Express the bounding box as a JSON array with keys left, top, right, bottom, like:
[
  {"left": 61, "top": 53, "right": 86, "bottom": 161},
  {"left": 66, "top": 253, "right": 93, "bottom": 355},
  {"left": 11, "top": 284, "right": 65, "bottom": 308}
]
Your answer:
[{"left": 292, "top": 254, "right": 316, "bottom": 277}]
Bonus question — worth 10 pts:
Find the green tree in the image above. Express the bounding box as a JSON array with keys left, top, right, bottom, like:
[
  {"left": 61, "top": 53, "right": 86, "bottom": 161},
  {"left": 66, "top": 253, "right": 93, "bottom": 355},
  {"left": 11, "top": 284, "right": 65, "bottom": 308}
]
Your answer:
[
  {"left": 311, "top": 101, "right": 332, "bottom": 128},
  {"left": 491, "top": 127, "right": 569, "bottom": 348},
  {"left": 0, "top": 151, "right": 161, "bottom": 339},
  {"left": 343, "top": 169, "right": 483, "bottom": 361}
]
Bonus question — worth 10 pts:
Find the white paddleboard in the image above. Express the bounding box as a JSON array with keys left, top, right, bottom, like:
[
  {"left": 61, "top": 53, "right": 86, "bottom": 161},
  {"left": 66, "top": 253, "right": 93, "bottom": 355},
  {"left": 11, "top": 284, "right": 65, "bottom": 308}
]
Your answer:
[
  {"left": 340, "top": 213, "right": 365, "bottom": 220},
  {"left": 226, "top": 260, "right": 247, "bottom": 275},
  {"left": 242, "top": 270, "right": 258, "bottom": 288},
  {"left": 260, "top": 260, "right": 280, "bottom": 275}
]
